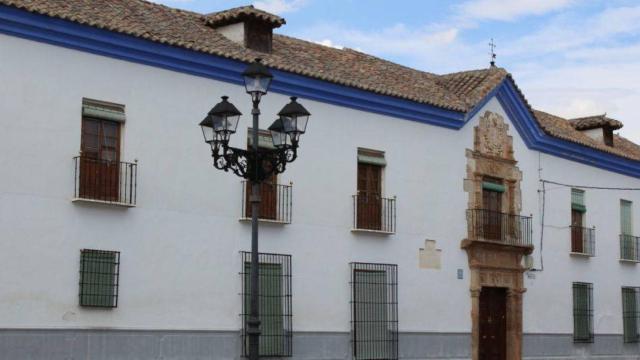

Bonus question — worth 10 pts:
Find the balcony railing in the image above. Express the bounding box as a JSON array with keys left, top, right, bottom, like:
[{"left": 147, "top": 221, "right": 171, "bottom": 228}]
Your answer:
[
  {"left": 73, "top": 156, "right": 137, "bottom": 206},
  {"left": 570, "top": 226, "right": 595, "bottom": 256},
  {"left": 620, "top": 234, "right": 640, "bottom": 262},
  {"left": 241, "top": 181, "right": 292, "bottom": 224},
  {"left": 467, "top": 209, "right": 532, "bottom": 246},
  {"left": 352, "top": 194, "right": 396, "bottom": 233}
]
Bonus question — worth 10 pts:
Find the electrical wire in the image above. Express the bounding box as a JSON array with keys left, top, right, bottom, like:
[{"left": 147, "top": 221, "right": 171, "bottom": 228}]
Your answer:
[
  {"left": 531, "top": 178, "right": 640, "bottom": 273},
  {"left": 541, "top": 179, "right": 640, "bottom": 191},
  {"left": 530, "top": 180, "right": 545, "bottom": 272}
]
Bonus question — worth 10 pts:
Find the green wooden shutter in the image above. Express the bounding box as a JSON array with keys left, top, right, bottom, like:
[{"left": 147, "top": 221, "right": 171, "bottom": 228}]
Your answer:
[
  {"left": 80, "top": 251, "right": 116, "bottom": 307},
  {"left": 621, "top": 200, "right": 633, "bottom": 235},
  {"left": 82, "top": 98, "right": 126, "bottom": 123},
  {"left": 482, "top": 181, "right": 506, "bottom": 193},
  {"left": 244, "top": 262, "right": 284, "bottom": 356},
  {"left": 620, "top": 201, "right": 635, "bottom": 260},
  {"left": 354, "top": 270, "right": 390, "bottom": 360},
  {"left": 623, "top": 288, "right": 640, "bottom": 342},
  {"left": 572, "top": 189, "right": 586, "bottom": 213},
  {"left": 573, "top": 283, "right": 593, "bottom": 342}
]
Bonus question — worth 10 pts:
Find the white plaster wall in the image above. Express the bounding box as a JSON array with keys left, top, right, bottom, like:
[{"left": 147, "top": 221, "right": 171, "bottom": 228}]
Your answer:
[
  {"left": 0, "top": 34, "right": 638, "bottom": 337},
  {"left": 466, "top": 98, "right": 640, "bottom": 335}
]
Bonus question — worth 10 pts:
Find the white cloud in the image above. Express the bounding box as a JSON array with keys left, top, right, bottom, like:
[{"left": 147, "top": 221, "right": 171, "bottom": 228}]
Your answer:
[
  {"left": 252, "top": 0, "right": 307, "bottom": 14},
  {"left": 293, "top": 3, "right": 640, "bottom": 142},
  {"left": 502, "top": 5, "right": 640, "bottom": 58},
  {"left": 457, "top": 0, "right": 574, "bottom": 21},
  {"left": 314, "top": 39, "right": 344, "bottom": 49},
  {"left": 295, "top": 23, "right": 477, "bottom": 72}
]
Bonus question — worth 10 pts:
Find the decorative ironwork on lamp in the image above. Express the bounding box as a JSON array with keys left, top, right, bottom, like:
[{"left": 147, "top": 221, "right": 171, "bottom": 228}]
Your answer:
[
  {"left": 199, "top": 92, "right": 310, "bottom": 182},
  {"left": 199, "top": 58, "right": 310, "bottom": 360}
]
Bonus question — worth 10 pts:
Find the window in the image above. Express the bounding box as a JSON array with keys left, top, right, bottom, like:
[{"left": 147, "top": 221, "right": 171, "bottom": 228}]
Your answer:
[
  {"left": 355, "top": 149, "right": 395, "bottom": 233},
  {"left": 245, "top": 129, "right": 279, "bottom": 220},
  {"left": 79, "top": 249, "right": 120, "bottom": 308},
  {"left": 351, "top": 262, "right": 398, "bottom": 360},
  {"left": 240, "top": 252, "right": 292, "bottom": 357},
  {"left": 481, "top": 177, "right": 504, "bottom": 241},
  {"left": 623, "top": 287, "right": 640, "bottom": 343},
  {"left": 620, "top": 200, "right": 638, "bottom": 261},
  {"left": 75, "top": 99, "right": 136, "bottom": 205},
  {"left": 573, "top": 282, "right": 593, "bottom": 343},
  {"left": 571, "top": 189, "right": 593, "bottom": 255}
]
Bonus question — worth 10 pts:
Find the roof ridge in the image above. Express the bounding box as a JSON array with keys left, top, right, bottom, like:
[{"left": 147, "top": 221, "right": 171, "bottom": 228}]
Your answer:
[
  {"left": 204, "top": 3, "right": 285, "bottom": 27},
  {"left": 569, "top": 114, "right": 607, "bottom": 121}
]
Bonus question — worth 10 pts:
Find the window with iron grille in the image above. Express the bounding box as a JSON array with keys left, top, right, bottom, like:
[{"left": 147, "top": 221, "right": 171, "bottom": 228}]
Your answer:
[
  {"left": 79, "top": 249, "right": 120, "bottom": 308},
  {"left": 573, "top": 282, "right": 593, "bottom": 343},
  {"left": 622, "top": 287, "right": 640, "bottom": 343},
  {"left": 240, "top": 252, "right": 292, "bottom": 357},
  {"left": 350, "top": 262, "right": 398, "bottom": 360}
]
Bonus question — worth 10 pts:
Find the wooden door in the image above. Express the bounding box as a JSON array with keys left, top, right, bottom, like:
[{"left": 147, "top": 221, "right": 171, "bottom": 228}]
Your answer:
[
  {"left": 479, "top": 287, "right": 507, "bottom": 360},
  {"left": 245, "top": 173, "right": 278, "bottom": 220},
  {"left": 482, "top": 188, "right": 502, "bottom": 240},
  {"left": 357, "top": 163, "right": 382, "bottom": 230},
  {"left": 571, "top": 210, "right": 584, "bottom": 253},
  {"left": 80, "top": 118, "right": 120, "bottom": 201}
]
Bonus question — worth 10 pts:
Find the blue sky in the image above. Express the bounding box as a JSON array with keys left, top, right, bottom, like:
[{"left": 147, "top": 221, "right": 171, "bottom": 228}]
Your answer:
[{"left": 152, "top": 0, "right": 640, "bottom": 142}]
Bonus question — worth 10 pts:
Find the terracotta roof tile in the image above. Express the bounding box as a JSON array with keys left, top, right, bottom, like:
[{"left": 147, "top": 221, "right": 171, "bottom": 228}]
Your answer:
[
  {"left": 2, "top": 0, "right": 639, "bottom": 161},
  {"left": 0, "top": 0, "right": 502, "bottom": 112},
  {"left": 569, "top": 115, "right": 624, "bottom": 130},
  {"left": 533, "top": 110, "right": 640, "bottom": 161},
  {"left": 205, "top": 5, "right": 285, "bottom": 28}
]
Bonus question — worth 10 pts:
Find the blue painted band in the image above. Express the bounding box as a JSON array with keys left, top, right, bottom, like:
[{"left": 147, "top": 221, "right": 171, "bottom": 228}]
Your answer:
[
  {"left": 1, "top": 5, "right": 640, "bottom": 178},
  {"left": 0, "top": 5, "right": 465, "bottom": 129},
  {"left": 496, "top": 80, "right": 640, "bottom": 178}
]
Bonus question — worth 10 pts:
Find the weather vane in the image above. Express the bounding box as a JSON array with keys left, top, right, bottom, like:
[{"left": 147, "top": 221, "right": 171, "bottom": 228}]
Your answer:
[{"left": 489, "top": 38, "right": 497, "bottom": 67}]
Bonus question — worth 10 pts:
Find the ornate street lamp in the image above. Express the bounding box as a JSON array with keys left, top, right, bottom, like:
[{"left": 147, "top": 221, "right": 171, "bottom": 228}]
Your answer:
[{"left": 199, "top": 58, "right": 310, "bottom": 360}]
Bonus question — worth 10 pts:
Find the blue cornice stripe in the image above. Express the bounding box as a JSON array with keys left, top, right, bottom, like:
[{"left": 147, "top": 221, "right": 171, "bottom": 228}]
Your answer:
[
  {"left": 0, "top": 5, "right": 465, "bottom": 128},
  {"left": 496, "top": 79, "right": 640, "bottom": 178},
  {"left": 1, "top": 5, "right": 640, "bottom": 178}
]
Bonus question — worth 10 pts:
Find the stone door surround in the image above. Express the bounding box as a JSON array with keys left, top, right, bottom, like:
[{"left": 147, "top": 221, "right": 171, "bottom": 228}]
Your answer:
[{"left": 462, "top": 111, "right": 532, "bottom": 360}]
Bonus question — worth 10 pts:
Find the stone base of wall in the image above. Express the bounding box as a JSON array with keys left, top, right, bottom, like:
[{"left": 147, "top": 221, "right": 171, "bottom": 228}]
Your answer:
[{"left": 1, "top": 329, "right": 639, "bottom": 359}]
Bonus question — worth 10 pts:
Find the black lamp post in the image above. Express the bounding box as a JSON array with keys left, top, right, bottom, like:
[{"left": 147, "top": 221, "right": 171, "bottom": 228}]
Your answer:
[{"left": 200, "top": 58, "right": 310, "bottom": 360}]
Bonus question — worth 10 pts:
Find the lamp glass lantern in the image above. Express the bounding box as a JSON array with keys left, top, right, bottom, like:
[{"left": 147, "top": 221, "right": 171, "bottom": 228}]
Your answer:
[
  {"left": 278, "top": 96, "right": 311, "bottom": 142},
  {"left": 242, "top": 58, "right": 273, "bottom": 102},
  {"left": 268, "top": 118, "right": 291, "bottom": 148},
  {"left": 199, "top": 96, "right": 242, "bottom": 145}
]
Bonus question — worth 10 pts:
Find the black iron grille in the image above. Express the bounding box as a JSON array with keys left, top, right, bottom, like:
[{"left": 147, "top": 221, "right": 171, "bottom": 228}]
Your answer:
[
  {"left": 241, "top": 181, "right": 292, "bottom": 223},
  {"left": 352, "top": 195, "right": 396, "bottom": 233},
  {"left": 573, "top": 282, "right": 593, "bottom": 343},
  {"left": 74, "top": 156, "right": 137, "bottom": 205},
  {"left": 467, "top": 209, "right": 532, "bottom": 246},
  {"left": 620, "top": 235, "right": 640, "bottom": 261},
  {"left": 622, "top": 287, "right": 640, "bottom": 343},
  {"left": 571, "top": 226, "right": 595, "bottom": 256},
  {"left": 79, "top": 249, "right": 120, "bottom": 308},
  {"left": 350, "top": 262, "right": 398, "bottom": 360},
  {"left": 240, "top": 252, "right": 292, "bottom": 357}
]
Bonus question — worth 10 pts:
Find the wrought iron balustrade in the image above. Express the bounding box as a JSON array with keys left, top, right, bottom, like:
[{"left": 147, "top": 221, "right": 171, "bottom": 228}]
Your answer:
[
  {"left": 620, "top": 234, "right": 640, "bottom": 261},
  {"left": 352, "top": 194, "right": 396, "bottom": 233},
  {"left": 570, "top": 226, "right": 595, "bottom": 256},
  {"left": 467, "top": 209, "right": 532, "bottom": 246},
  {"left": 73, "top": 156, "right": 137, "bottom": 206},
  {"left": 241, "top": 181, "right": 292, "bottom": 223}
]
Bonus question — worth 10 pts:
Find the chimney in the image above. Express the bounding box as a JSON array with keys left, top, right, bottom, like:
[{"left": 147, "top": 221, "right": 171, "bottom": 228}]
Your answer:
[
  {"left": 569, "top": 114, "right": 623, "bottom": 147},
  {"left": 205, "top": 6, "right": 285, "bottom": 53}
]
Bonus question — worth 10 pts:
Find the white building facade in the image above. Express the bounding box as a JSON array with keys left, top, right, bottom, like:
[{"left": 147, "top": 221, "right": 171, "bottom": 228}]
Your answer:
[{"left": 0, "top": 1, "right": 639, "bottom": 359}]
